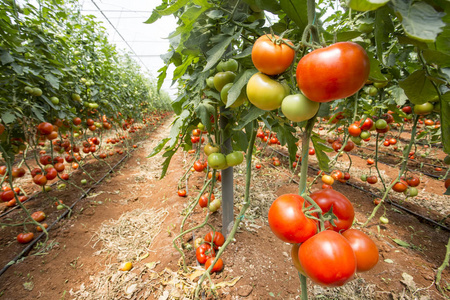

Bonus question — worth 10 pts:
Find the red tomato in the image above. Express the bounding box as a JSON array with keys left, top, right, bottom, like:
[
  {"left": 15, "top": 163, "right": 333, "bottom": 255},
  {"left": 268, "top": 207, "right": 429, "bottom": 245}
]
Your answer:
[
  {"left": 296, "top": 42, "right": 370, "bottom": 102},
  {"left": 342, "top": 229, "right": 379, "bottom": 272},
  {"left": 17, "top": 232, "right": 34, "bottom": 244},
  {"left": 330, "top": 170, "right": 343, "bottom": 181},
  {"left": 445, "top": 178, "right": 450, "bottom": 189},
  {"left": 252, "top": 34, "right": 295, "bottom": 75},
  {"left": 199, "top": 193, "right": 214, "bottom": 208},
  {"left": 193, "top": 161, "right": 204, "bottom": 172},
  {"left": 367, "top": 158, "right": 375, "bottom": 165},
  {"left": 392, "top": 180, "right": 408, "bottom": 192},
  {"left": 406, "top": 176, "right": 420, "bottom": 187},
  {"left": 177, "top": 189, "right": 187, "bottom": 197},
  {"left": 309, "top": 189, "right": 354, "bottom": 232},
  {"left": 359, "top": 117, "right": 373, "bottom": 131},
  {"left": 205, "top": 257, "right": 223, "bottom": 273},
  {"left": 308, "top": 148, "right": 315, "bottom": 155},
  {"left": 268, "top": 194, "right": 317, "bottom": 243},
  {"left": 204, "top": 231, "right": 225, "bottom": 249},
  {"left": 367, "top": 175, "right": 378, "bottom": 184},
  {"left": 299, "top": 230, "right": 356, "bottom": 286},
  {"left": 31, "top": 211, "right": 46, "bottom": 222},
  {"left": 348, "top": 124, "right": 361, "bottom": 137},
  {"left": 196, "top": 243, "right": 215, "bottom": 264}
]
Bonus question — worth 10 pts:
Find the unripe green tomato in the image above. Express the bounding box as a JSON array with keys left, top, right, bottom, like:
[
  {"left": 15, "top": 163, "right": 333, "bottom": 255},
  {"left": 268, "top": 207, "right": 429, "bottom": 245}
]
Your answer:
[
  {"left": 414, "top": 102, "right": 434, "bottom": 115},
  {"left": 204, "top": 143, "right": 220, "bottom": 156},
  {"left": 281, "top": 94, "right": 319, "bottom": 122},
  {"left": 24, "top": 86, "right": 33, "bottom": 94},
  {"left": 222, "top": 59, "right": 239, "bottom": 72},
  {"left": 81, "top": 179, "right": 87, "bottom": 185},
  {"left": 379, "top": 216, "right": 389, "bottom": 224},
  {"left": 58, "top": 183, "right": 66, "bottom": 190},
  {"left": 247, "top": 73, "right": 286, "bottom": 111},
  {"left": 32, "top": 87, "right": 43, "bottom": 97},
  {"left": 373, "top": 81, "right": 388, "bottom": 88},
  {"left": 197, "top": 122, "right": 205, "bottom": 130},
  {"left": 220, "top": 83, "right": 247, "bottom": 108},
  {"left": 209, "top": 198, "right": 222, "bottom": 212},
  {"left": 226, "top": 151, "right": 244, "bottom": 166},
  {"left": 367, "top": 86, "right": 378, "bottom": 96},
  {"left": 360, "top": 131, "right": 371, "bottom": 139},
  {"left": 44, "top": 186, "right": 52, "bottom": 192},
  {"left": 213, "top": 71, "right": 236, "bottom": 92},
  {"left": 50, "top": 96, "right": 59, "bottom": 105},
  {"left": 404, "top": 187, "right": 418, "bottom": 197},
  {"left": 207, "top": 153, "right": 227, "bottom": 169},
  {"left": 206, "top": 77, "right": 215, "bottom": 89},
  {"left": 57, "top": 204, "right": 64, "bottom": 210},
  {"left": 351, "top": 135, "right": 362, "bottom": 145},
  {"left": 360, "top": 174, "right": 367, "bottom": 181},
  {"left": 74, "top": 133, "right": 79, "bottom": 138},
  {"left": 72, "top": 93, "right": 81, "bottom": 102},
  {"left": 375, "top": 119, "right": 387, "bottom": 129}
]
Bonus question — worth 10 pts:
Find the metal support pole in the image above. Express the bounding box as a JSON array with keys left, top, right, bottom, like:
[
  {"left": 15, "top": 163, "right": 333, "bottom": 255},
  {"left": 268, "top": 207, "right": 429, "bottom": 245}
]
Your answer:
[{"left": 220, "top": 106, "right": 234, "bottom": 238}]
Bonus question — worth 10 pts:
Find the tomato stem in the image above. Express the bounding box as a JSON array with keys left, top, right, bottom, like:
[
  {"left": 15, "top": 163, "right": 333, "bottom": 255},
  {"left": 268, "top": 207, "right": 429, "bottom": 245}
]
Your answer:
[{"left": 299, "top": 273, "right": 308, "bottom": 300}]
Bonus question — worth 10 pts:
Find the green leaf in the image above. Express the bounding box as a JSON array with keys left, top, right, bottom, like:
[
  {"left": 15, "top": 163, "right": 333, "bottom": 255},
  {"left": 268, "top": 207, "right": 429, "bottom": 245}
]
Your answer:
[
  {"left": 195, "top": 101, "right": 215, "bottom": 132},
  {"left": 203, "top": 33, "right": 240, "bottom": 72},
  {"left": 160, "top": 149, "right": 176, "bottom": 179},
  {"left": 387, "top": 86, "right": 408, "bottom": 106},
  {"left": 397, "top": 35, "right": 428, "bottom": 49},
  {"left": 311, "top": 133, "right": 332, "bottom": 173},
  {"left": 1, "top": 112, "right": 16, "bottom": 124},
  {"left": 173, "top": 55, "right": 195, "bottom": 81},
  {"left": 272, "top": 123, "right": 298, "bottom": 162},
  {"left": 148, "top": 138, "right": 170, "bottom": 158},
  {"left": 367, "top": 52, "right": 387, "bottom": 82},
  {"left": 232, "top": 130, "right": 248, "bottom": 152},
  {"left": 336, "top": 31, "right": 362, "bottom": 42},
  {"left": 399, "top": 70, "right": 439, "bottom": 104},
  {"left": 0, "top": 51, "right": 14, "bottom": 65},
  {"left": 235, "top": 106, "right": 265, "bottom": 130},
  {"left": 317, "top": 103, "right": 331, "bottom": 118},
  {"left": 31, "top": 106, "right": 45, "bottom": 122},
  {"left": 374, "top": 7, "right": 393, "bottom": 64},
  {"left": 227, "top": 69, "right": 257, "bottom": 107},
  {"left": 441, "top": 91, "right": 450, "bottom": 155},
  {"left": 391, "top": 0, "right": 446, "bottom": 42},
  {"left": 445, "top": 185, "right": 450, "bottom": 196},
  {"left": 256, "top": 0, "right": 281, "bottom": 13},
  {"left": 279, "top": 0, "right": 307, "bottom": 33},
  {"left": 157, "top": 65, "right": 168, "bottom": 92},
  {"left": 144, "top": 0, "right": 188, "bottom": 24},
  {"left": 44, "top": 73, "right": 59, "bottom": 89},
  {"left": 392, "top": 238, "right": 410, "bottom": 248},
  {"left": 422, "top": 50, "right": 450, "bottom": 68},
  {"left": 347, "top": 0, "right": 389, "bottom": 11},
  {"left": 436, "top": 28, "right": 450, "bottom": 56}
]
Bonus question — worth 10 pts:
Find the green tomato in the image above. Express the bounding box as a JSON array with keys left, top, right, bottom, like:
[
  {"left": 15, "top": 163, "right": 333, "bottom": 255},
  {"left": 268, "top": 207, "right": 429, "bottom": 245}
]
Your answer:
[
  {"left": 375, "top": 119, "right": 387, "bottom": 129},
  {"left": 414, "top": 102, "right": 434, "bottom": 115},
  {"left": 209, "top": 198, "right": 222, "bottom": 212},
  {"left": 57, "top": 183, "right": 66, "bottom": 190},
  {"left": 206, "top": 77, "right": 215, "bottom": 89},
  {"left": 281, "top": 94, "right": 319, "bottom": 122},
  {"left": 24, "top": 86, "right": 33, "bottom": 94},
  {"left": 367, "top": 86, "right": 378, "bottom": 96},
  {"left": 81, "top": 179, "right": 87, "bottom": 185},
  {"left": 197, "top": 122, "right": 205, "bottom": 130},
  {"left": 247, "top": 73, "right": 286, "bottom": 111},
  {"left": 213, "top": 71, "right": 236, "bottom": 92},
  {"left": 220, "top": 83, "right": 247, "bottom": 108},
  {"left": 404, "top": 187, "right": 418, "bottom": 197},
  {"left": 57, "top": 204, "right": 64, "bottom": 210},
  {"left": 226, "top": 151, "right": 244, "bottom": 166},
  {"left": 72, "top": 93, "right": 81, "bottom": 102},
  {"left": 89, "top": 103, "right": 99, "bottom": 109},
  {"left": 360, "top": 131, "right": 370, "bottom": 139},
  {"left": 74, "top": 133, "right": 80, "bottom": 138},
  {"left": 222, "top": 59, "right": 239, "bottom": 72},
  {"left": 379, "top": 216, "right": 389, "bottom": 224},
  {"left": 216, "top": 61, "right": 225, "bottom": 72},
  {"left": 32, "top": 87, "right": 43, "bottom": 97},
  {"left": 360, "top": 174, "right": 367, "bottom": 181},
  {"left": 50, "top": 96, "right": 59, "bottom": 105},
  {"left": 373, "top": 81, "right": 388, "bottom": 88},
  {"left": 44, "top": 186, "right": 52, "bottom": 192},
  {"left": 351, "top": 135, "right": 362, "bottom": 145},
  {"left": 358, "top": 22, "right": 374, "bottom": 33},
  {"left": 204, "top": 143, "right": 220, "bottom": 156},
  {"left": 207, "top": 153, "right": 227, "bottom": 170}
]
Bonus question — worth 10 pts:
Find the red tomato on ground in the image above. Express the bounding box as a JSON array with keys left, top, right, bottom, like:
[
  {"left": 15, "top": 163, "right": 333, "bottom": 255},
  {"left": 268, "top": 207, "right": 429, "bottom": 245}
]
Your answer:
[
  {"left": 205, "top": 257, "right": 223, "bottom": 273},
  {"left": 196, "top": 243, "right": 215, "bottom": 264}
]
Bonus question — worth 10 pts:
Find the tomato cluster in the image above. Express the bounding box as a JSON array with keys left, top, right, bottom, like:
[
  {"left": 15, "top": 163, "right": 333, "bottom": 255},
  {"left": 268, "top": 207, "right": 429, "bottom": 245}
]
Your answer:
[
  {"left": 195, "top": 231, "right": 225, "bottom": 273},
  {"left": 268, "top": 190, "right": 378, "bottom": 286}
]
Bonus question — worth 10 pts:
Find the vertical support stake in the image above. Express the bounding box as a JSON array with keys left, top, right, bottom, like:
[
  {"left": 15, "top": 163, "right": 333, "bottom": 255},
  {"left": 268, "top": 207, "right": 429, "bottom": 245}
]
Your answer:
[{"left": 220, "top": 106, "right": 234, "bottom": 238}]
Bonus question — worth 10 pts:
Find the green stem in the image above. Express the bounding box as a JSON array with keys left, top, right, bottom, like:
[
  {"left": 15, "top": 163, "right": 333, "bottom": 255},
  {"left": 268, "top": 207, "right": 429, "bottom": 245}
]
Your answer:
[
  {"left": 300, "top": 273, "right": 308, "bottom": 300},
  {"left": 436, "top": 236, "right": 450, "bottom": 296},
  {"left": 298, "top": 115, "right": 317, "bottom": 194}
]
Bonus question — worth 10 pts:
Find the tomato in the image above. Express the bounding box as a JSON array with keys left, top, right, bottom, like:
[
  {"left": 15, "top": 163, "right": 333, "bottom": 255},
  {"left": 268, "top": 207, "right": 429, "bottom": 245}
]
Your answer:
[
  {"left": 37, "top": 122, "right": 53, "bottom": 135},
  {"left": 191, "top": 136, "right": 200, "bottom": 144},
  {"left": 251, "top": 34, "right": 295, "bottom": 75},
  {"left": 375, "top": 119, "right": 387, "bottom": 129},
  {"left": 359, "top": 117, "right": 373, "bottom": 131},
  {"left": 54, "top": 162, "right": 65, "bottom": 173},
  {"left": 226, "top": 151, "right": 244, "bottom": 166},
  {"left": 445, "top": 178, "right": 450, "bottom": 189},
  {"left": 296, "top": 42, "right": 370, "bottom": 102},
  {"left": 221, "top": 58, "right": 239, "bottom": 72},
  {"left": 281, "top": 94, "right": 320, "bottom": 122},
  {"left": 343, "top": 140, "right": 355, "bottom": 152},
  {"left": 309, "top": 189, "right": 355, "bottom": 232},
  {"left": 414, "top": 102, "right": 434, "bottom": 115},
  {"left": 322, "top": 174, "right": 335, "bottom": 185},
  {"left": 348, "top": 124, "right": 361, "bottom": 137},
  {"left": 208, "top": 198, "right": 222, "bottom": 212},
  {"left": 45, "top": 168, "right": 57, "bottom": 180},
  {"left": 332, "top": 141, "right": 342, "bottom": 152},
  {"left": 366, "top": 175, "right": 378, "bottom": 184},
  {"left": 291, "top": 244, "right": 307, "bottom": 276},
  {"left": 342, "top": 229, "right": 379, "bottom": 272},
  {"left": 205, "top": 257, "right": 223, "bottom": 272},
  {"left": 33, "top": 174, "right": 47, "bottom": 186},
  {"left": 268, "top": 194, "right": 317, "bottom": 243},
  {"left": 308, "top": 148, "right": 315, "bottom": 155},
  {"left": 36, "top": 223, "right": 48, "bottom": 232},
  {"left": 204, "top": 144, "right": 219, "bottom": 156},
  {"left": 193, "top": 161, "right": 205, "bottom": 172},
  {"left": 207, "top": 153, "right": 227, "bottom": 170},
  {"left": 392, "top": 180, "right": 408, "bottom": 192},
  {"left": 204, "top": 231, "right": 225, "bottom": 249},
  {"left": 330, "top": 170, "right": 343, "bottom": 181},
  {"left": 379, "top": 216, "right": 389, "bottom": 224},
  {"left": 213, "top": 71, "right": 236, "bottom": 92},
  {"left": 389, "top": 138, "right": 397, "bottom": 145},
  {"left": 299, "top": 230, "right": 356, "bottom": 286},
  {"left": 247, "top": 73, "right": 286, "bottom": 111},
  {"left": 406, "top": 176, "right": 420, "bottom": 187},
  {"left": 255, "top": 164, "right": 262, "bottom": 169},
  {"left": 1, "top": 190, "right": 15, "bottom": 202},
  {"left": 424, "top": 119, "right": 434, "bottom": 126},
  {"left": 343, "top": 172, "right": 351, "bottom": 181},
  {"left": 199, "top": 193, "right": 214, "bottom": 208},
  {"left": 367, "top": 158, "right": 375, "bottom": 165},
  {"left": 382, "top": 113, "right": 394, "bottom": 124},
  {"left": 177, "top": 189, "right": 187, "bottom": 197},
  {"left": 11, "top": 167, "right": 25, "bottom": 178},
  {"left": 196, "top": 243, "right": 215, "bottom": 264},
  {"left": 220, "top": 83, "right": 247, "bottom": 108},
  {"left": 31, "top": 211, "right": 46, "bottom": 222},
  {"left": 17, "top": 232, "right": 34, "bottom": 244},
  {"left": 359, "top": 131, "right": 370, "bottom": 140},
  {"left": 405, "top": 187, "right": 419, "bottom": 197},
  {"left": 402, "top": 106, "right": 412, "bottom": 114}
]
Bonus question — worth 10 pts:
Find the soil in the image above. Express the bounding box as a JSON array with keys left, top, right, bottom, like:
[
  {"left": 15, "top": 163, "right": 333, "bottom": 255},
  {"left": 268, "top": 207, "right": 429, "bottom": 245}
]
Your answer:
[{"left": 0, "top": 116, "right": 449, "bottom": 300}]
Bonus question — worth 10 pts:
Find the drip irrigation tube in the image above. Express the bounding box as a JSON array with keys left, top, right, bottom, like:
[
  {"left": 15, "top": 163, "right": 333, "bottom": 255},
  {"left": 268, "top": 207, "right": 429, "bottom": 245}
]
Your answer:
[
  {"left": 0, "top": 150, "right": 132, "bottom": 278},
  {"left": 268, "top": 147, "right": 450, "bottom": 233}
]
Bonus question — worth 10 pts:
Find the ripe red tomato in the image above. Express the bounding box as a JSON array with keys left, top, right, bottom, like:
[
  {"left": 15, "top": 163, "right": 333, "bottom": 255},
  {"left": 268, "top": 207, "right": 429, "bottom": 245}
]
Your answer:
[
  {"left": 252, "top": 34, "right": 295, "bottom": 75},
  {"left": 255, "top": 164, "right": 262, "bottom": 169},
  {"left": 348, "top": 123, "right": 361, "bottom": 137},
  {"left": 31, "top": 211, "right": 46, "bottom": 222},
  {"left": 343, "top": 140, "right": 355, "bottom": 152},
  {"left": 402, "top": 106, "right": 412, "bottom": 114},
  {"left": 177, "top": 189, "right": 187, "bottom": 197},
  {"left": 199, "top": 193, "right": 214, "bottom": 208},
  {"left": 193, "top": 161, "right": 204, "bottom": 172},
  {"left": 296, "top": 42, "right": 370, "bottom": 102},
  {"left": 309, "top": 189, "right": 355, "bottom": 232},
  {"left": 359, "top": 117, "right": 373, "bottom": 131},
  {"left": 406, "top": 176, "right": 420, "bottom": 187},
  {"left": 196, "top": 243, "right": 215, "bottom": 264},
  {"left": 308, "top": 148, "right": 315, "bottom": 155},
  {"left": 45, "top": 168, "right": 58, "bottom": 180},
  {"left": 205, "top": 257, "right": 223, "bottom": 273},
  {"left": 17, "top": 232, "right": 34, "bottom": 244},
  {"left": 33, "top": 174, "right": 47, "bottom": 186},
  {"left": 291, "top": 243, "right": 307, "bottom": 276},
  {"left": 445, "top": 178, "right": 450, "bottom": 189},
  {"left": 37, "top": 122, "right": 53, "bottom": 135},
  {"left": 367, "top": 158, "right": 375, "bottom": 165},
  {"left": 268, "top": 194, "right": 317, "bottom": 243},
  {"left": 204, "top": 231, "right": 225, "bottom": 249},
  {"left": 332, "top": 141, "right": 342, "bottom": 152},
  {"left": 342, "top": 229, "right": 379, "bottom": 272},
  {"left": 330, "top": 170, "right": 343, "bottom": 181},
  {"left": 366, "top": 175, "right": 378, "bottom": 184},
  {"left": 299, "top": 230, "right": 356, "bottom": 286},
  {"left": 393, "top": 180, "right": 408, "bottom": 192}
]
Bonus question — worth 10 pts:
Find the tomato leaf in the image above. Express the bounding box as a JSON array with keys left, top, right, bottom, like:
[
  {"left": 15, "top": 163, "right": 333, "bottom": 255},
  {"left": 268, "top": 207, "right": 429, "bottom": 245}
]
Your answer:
[
  {"left": 235, "top": 106, "right": 265, "bottom": 130},
  {"left": 1, "top": 111, "right": 16, "bottom": 124},
  {"left": 347, "top": 0, "right": 390, "bottom": 11},
  {"left": 0, "top": 50, "right": 14, "bottom": 65},
  {"left": 374, "top": 7, "right": 393, "bottom": 65},
  {"left": 195, "top": 101, "right": 215, "bottom": 132},
  {"left": 272, "top": 123, "right": 298, "bottom": 162},
  {"left": 227, "top": 69, "right": 257, "bottom": 108},
  {"left": 440, "top": 91, "right": 450, "bottom": 156},
  {"left": 336, "top": 31, "right": 362, "bottom": 42},
  {"left": 422, "top": 50, "right": 450, "bottom": 68},
  {"left": 44, "top": 73, "right": 59, "bottom": 89},
  {"left": 148, "top": 138, "right": 170, "bottom": 158},
  {"left": 256, "top": 0, "right": 281, "bottom": 13},
  {"left": 386, "top": 86, "right": 407, "bottom": 106},
  {"left": 399, "top": 70, "right": 439, "bottom": 105},
  {"left": 367, "top": 52, "right": 387, "bottom": 82},
  {"left": 391, "top": 238, "right": 410, "bottom": 248},
  {"left": 160, "top": 149, "right": 176, "bottom": 179},
  {"left": 311, "top": 133, "right": 332, "bottom": 173},
  {"left": 203, "top": 32, "right": 240, "bottom": 73},
  {"left": 391, "top": 0, "right": 446, "bottom": 43},
  {"left": 279, "top": 0, "right": 307, "bottom": 33},
  {"left": 144, "top": 0, "right": 187, "bottom": 24},
  {"left": 232, "top": 130, "right": 248, "bottom": 152}
]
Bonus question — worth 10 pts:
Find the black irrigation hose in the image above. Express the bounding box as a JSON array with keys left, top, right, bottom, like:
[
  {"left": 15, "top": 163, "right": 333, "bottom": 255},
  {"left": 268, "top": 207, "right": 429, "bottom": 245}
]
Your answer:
[
  {"left": 0, "top": 145, "right": 135, "bottom": 278},
  {"left": 268, "top": 147, "right": 450, "bottom": 233}
]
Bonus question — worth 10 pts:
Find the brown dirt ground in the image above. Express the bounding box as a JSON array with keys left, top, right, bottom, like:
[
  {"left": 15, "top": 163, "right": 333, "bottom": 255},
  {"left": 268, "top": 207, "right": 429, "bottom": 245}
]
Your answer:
[{"left": 0, "top": 115, "right": 449, "bottom": 300}]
